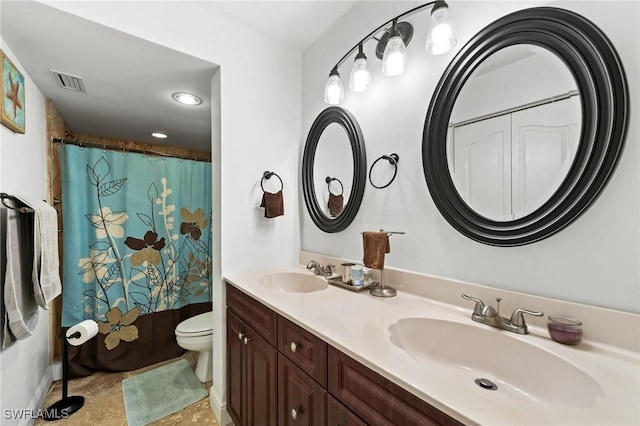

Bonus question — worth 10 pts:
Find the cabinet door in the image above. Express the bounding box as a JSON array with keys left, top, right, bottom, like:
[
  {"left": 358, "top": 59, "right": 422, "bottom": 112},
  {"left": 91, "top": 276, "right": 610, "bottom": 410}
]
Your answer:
[
  {"left": 278, "top": 354, "right": 326, "bottom": 426},
  {"left": 328, "top": 346, "right": 463, "bottom": 426},
  {"left": 245, "top": 325, "right": 278, "bottom": 426},
  {"left": 227, "top": 310, "right": 245, "bottom": 426},
  {"left": 326, "top": 394, "right": 366, "bottom": 426}
]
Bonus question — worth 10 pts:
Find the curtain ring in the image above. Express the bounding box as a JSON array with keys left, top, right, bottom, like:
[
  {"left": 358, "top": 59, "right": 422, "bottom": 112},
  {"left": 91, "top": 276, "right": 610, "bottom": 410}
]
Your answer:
[
  {"left": 369, "top": 153, "right": 399, "bottom": 189},
  {"left": 261, "top": 171, "right": 283, "bottom": 192},
  {"left": 325, "top": 176, "right": 344, "bottom": 196}
]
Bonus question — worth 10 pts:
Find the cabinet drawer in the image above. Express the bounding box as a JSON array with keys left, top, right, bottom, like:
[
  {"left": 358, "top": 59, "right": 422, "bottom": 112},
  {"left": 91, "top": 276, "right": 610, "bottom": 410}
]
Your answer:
[
  {"left": 278, "top": 316, "right": 327, "bottom": 386},
  {"left": 226, "top": 281, "right": 277, "bottom": 345},
  {"left": 328, "top": 346, "right": 463, "bottom": 426},
  {"left": 326, "top": 394, "right": 367, "bottom": 426},
  {"left": 278, "top": 353, "right": 326, "bottom": 426}
]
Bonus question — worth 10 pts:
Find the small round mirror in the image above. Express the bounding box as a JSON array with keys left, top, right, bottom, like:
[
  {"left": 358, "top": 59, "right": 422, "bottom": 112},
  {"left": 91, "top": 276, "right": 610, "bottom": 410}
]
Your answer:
[
  {"left": 313, "top": 123, "right": 353, "bottom": 218},
  {"left": 303, "top": 107, "right": 366, "bottom": 233}
]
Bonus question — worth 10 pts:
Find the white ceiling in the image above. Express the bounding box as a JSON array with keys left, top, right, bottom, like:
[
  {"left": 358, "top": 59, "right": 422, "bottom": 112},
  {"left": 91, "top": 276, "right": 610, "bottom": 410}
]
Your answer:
[
  {"left": 201, "top": 1, "right": 357, "bottom": 50},
  {"left": 0, "top": 1, "right": 356, "bottom": 152}
]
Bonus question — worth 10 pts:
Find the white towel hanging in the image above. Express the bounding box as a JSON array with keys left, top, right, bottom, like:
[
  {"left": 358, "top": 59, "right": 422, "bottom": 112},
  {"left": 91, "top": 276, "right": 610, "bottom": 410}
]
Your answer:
[
  {"left": 4, "top": 207, "right": 39, "bottom": 340},
  {"left": 14, "top": 195, "right": 62, "bottom": 308}
]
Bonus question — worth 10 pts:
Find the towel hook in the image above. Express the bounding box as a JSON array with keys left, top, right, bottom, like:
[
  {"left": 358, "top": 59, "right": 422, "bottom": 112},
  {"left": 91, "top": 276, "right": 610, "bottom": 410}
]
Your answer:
[
  {"left": 369, "top": 153, "right": 399, "bottom": 189},
  {"left": 261, "top": 171, "right": 283, "bottom": 192},
  {"left": 325, "top": 176, "right": 344, "bottom": 196}
]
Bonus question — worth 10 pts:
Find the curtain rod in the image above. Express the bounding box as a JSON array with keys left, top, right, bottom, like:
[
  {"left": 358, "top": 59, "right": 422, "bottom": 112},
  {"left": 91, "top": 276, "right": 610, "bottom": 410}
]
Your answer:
[
  {"left": 51, "top": 138, "right": 211, "bottom": 163},
  {"left": 449, "top": 90, "right": 581, "bottom": 129}
]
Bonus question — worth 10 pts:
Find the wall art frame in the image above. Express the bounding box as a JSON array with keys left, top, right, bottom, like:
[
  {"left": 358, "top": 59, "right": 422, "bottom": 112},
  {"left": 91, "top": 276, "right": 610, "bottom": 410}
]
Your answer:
[{"left": 1, "top": 50, "right": 26, "bottom": 134}]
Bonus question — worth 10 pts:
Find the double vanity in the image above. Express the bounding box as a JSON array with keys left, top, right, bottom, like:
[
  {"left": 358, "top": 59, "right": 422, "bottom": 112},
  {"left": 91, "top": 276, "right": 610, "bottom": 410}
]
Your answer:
[{"left": 225, "top": 252, "right": 639, "bottom": 425}]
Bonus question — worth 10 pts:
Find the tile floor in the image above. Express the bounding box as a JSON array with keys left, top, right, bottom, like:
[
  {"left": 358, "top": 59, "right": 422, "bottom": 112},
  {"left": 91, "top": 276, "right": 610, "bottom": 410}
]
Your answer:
[{"left": 35, "top": 352, "right": 219, "bottom": 425}]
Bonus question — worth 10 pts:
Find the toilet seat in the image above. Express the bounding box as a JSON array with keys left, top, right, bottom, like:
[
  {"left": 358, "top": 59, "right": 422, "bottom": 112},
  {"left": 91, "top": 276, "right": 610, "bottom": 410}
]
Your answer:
[{"left": 175, "top": 311, "right": 213, "bottom": 338}]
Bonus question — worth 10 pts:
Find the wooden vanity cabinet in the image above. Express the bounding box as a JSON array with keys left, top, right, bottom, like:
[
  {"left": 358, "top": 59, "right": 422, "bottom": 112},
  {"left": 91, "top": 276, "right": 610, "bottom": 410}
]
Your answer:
[
  {"left": 278, "top": 315, "right": 327, "bottom": 387},
  {"left": 226, "top": 281, "right": 462, "bottom": 426},
  {"left": 226, "top": 284, "right": 278, "bottom": 426},
  {"left": 326, "top": 394, "right": 367, "bottom": 426},
  {"left": 328, "top": 346, "right": 463, "bottom": 426},
  {"left": 278, "top": 353, "right": 326, "bottom": 425}
]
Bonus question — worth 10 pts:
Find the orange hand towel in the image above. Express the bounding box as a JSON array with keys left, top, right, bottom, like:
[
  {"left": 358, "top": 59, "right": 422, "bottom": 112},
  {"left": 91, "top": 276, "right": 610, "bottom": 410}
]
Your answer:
[{"left": 362, "top": 231, "right": 390, "bottom": 270}]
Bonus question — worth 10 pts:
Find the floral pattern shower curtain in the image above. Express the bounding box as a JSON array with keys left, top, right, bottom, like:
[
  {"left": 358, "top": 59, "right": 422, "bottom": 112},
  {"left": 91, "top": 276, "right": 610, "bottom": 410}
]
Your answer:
[{"left": 60, "top": 145, "right": 212, "bottom": 375}]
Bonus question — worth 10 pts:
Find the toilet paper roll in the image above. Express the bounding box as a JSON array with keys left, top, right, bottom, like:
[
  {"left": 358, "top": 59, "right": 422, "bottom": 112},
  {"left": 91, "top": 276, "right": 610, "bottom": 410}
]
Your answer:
[{"left": 66, "top": 319, "right": 99, "bottom": 346}]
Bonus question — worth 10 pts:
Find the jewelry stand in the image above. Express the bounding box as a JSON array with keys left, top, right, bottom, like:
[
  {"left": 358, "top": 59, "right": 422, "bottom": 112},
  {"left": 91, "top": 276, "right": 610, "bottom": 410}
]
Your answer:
[
  {"left": 369, "top": 268, "right": 397, "bottom": 297},
  {"left": 43, "top": 329, "right": 85, "bottom": 421}
]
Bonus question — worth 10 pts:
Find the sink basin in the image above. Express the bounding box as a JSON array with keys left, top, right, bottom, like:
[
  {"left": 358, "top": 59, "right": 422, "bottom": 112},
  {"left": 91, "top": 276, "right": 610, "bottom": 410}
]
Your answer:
[
  {"left": 257, "top": 271, "right": 328, "bottom": 293},
  {"left": 389, "top": 317, "right": 603, "bottom": 407}
]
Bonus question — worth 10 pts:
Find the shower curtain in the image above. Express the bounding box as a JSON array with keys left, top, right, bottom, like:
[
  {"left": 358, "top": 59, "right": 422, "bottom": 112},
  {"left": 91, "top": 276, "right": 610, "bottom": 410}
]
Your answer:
[{"left": 60, "top": 144, "right": 212, "bottom": 375}]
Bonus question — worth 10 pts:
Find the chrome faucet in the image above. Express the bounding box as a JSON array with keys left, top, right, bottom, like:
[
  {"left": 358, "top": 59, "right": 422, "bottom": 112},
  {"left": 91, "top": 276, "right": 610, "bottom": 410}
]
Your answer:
[
  {"left": 306, "top": 260, "right": 335, "bottom": 277},
  {"left": 461, "top": 294, "right": 543, "bottom": 334}
]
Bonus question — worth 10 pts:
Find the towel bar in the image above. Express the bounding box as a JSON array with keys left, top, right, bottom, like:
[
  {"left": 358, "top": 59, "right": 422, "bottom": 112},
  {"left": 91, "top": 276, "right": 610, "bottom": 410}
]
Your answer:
[{"left": 0, "top": 192, "right": 34, "bottom": 213}]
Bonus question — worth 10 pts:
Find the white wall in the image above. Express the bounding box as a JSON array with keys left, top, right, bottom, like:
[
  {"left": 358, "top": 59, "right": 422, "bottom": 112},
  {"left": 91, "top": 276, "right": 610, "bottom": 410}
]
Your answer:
[
  {"left": 39, "top": 1, "right": 302, "bottom": 421},
  {"left": 302, "top": 1, "right": 639, "bottom": 313},
  {"left": 0, "top": 39, "right": 52, "bottom": 426}
]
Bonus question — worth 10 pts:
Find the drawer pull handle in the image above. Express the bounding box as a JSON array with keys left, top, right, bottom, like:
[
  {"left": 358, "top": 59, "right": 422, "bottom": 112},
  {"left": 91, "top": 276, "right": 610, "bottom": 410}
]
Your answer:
[
  {"left": 243, "top": 337, "right": 251, "bottom": 345},
  {"left": 290, "top": 342, "right": 299, "bottom": 353},
  {"left": 238, "top": 332, "right": 244, "bottom": 340},
  {"left": 291, "top": 408, "right": 301, "bottom": 420}
]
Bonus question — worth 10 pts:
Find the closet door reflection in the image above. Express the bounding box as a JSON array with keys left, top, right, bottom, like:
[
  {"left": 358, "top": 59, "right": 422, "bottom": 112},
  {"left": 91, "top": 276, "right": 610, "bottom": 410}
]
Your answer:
[
  {"left": 451, "top": 115, "right": 511, "bottom": 220},
  {"left": 450, "top": 96, "right": 580, "bottom": 221}
]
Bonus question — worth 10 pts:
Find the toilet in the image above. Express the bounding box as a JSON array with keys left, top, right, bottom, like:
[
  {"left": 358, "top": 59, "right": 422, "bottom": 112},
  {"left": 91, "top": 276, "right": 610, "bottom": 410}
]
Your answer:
[{"left": 175, "top": 311, "right": 213, "bottom": 383}]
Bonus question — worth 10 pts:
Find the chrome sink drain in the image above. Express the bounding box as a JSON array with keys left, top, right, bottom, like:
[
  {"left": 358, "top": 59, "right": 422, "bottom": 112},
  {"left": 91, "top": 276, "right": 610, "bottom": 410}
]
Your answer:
[{"left": 475, "top": 378, "right": 498, "bottom": 390}]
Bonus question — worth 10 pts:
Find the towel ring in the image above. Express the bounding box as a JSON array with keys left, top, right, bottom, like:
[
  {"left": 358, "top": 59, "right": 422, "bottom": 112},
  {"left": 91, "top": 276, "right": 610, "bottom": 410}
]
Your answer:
[
  {"left": 261, "top": 171, "right": 283, "bottom": 192},
  {"left": 325, "top": 177, "right": 344, "bottom": 196},
  {"left": 369, "top": 153, "right": 399, "bottom": 189}
]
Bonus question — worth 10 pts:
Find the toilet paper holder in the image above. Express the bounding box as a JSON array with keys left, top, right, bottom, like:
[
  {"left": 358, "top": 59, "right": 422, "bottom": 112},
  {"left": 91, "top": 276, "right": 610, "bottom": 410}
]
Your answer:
[{"left": 43, "top": 320, "right": 98, "bottom": 421}]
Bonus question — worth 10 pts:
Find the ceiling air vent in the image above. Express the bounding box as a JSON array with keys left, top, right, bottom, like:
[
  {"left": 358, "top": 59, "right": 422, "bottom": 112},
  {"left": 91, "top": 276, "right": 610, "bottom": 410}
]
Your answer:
[{"left": 50, "top": 70, "right": 86, "bottom": 92}]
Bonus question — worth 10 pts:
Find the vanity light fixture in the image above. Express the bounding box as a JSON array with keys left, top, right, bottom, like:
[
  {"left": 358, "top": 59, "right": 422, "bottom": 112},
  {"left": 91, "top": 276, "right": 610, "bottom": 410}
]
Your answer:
[
  {"left": 426, "top": 0, "right": 458, "bottom": 55},
  {"left": 382, "top": 20, "right": 408, "bottom": 76},
  {"left": 172, "top": 92, "right": 202, "bottom": 106},
  {"left": 323, "top": 1, "right": 457, "bottom": 104},
  {"left": 324, "top": 67, "right": 344, "bottom": 105},
  {"left": 349, "top": 44, "right": 372, "bottom": 92},
  {"left": 150, "top": 131, "right": 168, "bottom": 139}
]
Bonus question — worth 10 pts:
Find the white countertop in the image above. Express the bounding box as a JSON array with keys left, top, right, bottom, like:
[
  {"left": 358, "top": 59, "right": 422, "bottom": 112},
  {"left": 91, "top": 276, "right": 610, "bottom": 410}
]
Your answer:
[{"left": 224, "top": 265, "right": 640, "bottom": 425}]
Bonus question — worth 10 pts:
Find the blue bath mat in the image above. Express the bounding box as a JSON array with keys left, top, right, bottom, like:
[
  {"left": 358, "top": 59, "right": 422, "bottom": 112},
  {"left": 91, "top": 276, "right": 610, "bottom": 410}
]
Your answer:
[{"left": 122, "top": 359, "right": 208, "bottom": 425}]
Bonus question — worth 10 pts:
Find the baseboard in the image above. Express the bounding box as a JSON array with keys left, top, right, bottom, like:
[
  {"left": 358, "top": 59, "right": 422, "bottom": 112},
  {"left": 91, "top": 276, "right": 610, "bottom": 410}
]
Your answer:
[
  {"left": 18, "top": 365, "right": 53, "bottom": 426},
  {"left": 51, "top": 361, "right": 62, "bottom": 382},
  {"left": 209, "top": 386, "right": 232, "bottom": 425}
]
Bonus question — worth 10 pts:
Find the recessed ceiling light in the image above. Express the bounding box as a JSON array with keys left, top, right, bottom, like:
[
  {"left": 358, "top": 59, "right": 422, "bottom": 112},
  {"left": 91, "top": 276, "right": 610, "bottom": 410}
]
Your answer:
[
  {"left": 151, "top": 132, "right": 168, "bottom": 139},
  {"left": 172, "top": 92, "right": 203, "bottom": 106}
]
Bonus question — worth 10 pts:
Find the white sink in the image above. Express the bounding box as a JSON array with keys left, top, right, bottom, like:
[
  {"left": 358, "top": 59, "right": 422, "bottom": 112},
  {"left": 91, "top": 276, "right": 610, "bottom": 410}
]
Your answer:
[
  {"left": 389, "top": 317, "right": 603, "bottom": 408},
  {"left": 257, "top": 271, "right": 328, "bottom": 293}
]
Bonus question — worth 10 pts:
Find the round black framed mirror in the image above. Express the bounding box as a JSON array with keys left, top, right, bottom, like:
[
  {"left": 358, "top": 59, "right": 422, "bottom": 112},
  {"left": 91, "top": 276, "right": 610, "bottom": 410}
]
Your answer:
[
  {"left": 423, "top": 7, "right": 628, "bottom": 246},
  {"left": 303, "top": 106, "right": 367, "bottom": 233}
]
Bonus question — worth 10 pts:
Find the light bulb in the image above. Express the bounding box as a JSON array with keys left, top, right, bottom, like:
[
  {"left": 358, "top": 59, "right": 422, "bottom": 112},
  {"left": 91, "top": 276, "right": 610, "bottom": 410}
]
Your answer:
[
  {"left": 349, "top": 48, "right": 371, "bottom": 92},
  {"left": 382, "top": 31, "right": 407, "bottom": 77},
  {"left": 324, "top": 70, "right": 344, "bottom": 105},
  {"left": 426, "top": 3, "right": 457, "bottom": 55},
  {"left": 172, "top": 92, "right": 202, "bottom": 105}
]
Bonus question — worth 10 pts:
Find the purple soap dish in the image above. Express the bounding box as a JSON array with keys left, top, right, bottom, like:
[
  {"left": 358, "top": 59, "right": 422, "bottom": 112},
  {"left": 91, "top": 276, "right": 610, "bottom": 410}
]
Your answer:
[{"left": 547, "top": 315, "right": 583, "bottom": 345}]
